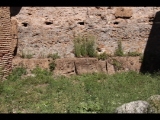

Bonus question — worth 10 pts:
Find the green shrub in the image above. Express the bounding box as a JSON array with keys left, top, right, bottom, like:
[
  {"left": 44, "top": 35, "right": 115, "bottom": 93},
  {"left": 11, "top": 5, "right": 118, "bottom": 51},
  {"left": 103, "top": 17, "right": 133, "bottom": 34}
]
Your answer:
[
  {"left": 114, "top": 41, "right": 124, "bottom": 56},
  {"left": 73, "top": 34, "right": 96, "bottom": 57}
]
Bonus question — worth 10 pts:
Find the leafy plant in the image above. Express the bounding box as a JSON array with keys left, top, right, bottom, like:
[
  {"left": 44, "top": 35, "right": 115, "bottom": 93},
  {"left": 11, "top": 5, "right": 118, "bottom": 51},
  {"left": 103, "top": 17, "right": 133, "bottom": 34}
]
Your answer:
[{"left": 114, "top": 41, "right": 124, "bottom": 56}]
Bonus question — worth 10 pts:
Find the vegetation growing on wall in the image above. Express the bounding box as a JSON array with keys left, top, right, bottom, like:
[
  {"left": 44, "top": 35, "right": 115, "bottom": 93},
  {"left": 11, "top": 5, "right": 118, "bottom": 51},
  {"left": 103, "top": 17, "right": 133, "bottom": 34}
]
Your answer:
[
  {"left": 127, "top": 51, "right": 142, "bottom": 57},
  {"left": 114, "top": 40, "right": 124, "bottom": 56},
  {"left": 47, "top": 53, "right": 60, "bottom": 60},
  {"left": 48, "top": 53, "right": 60, "bottom": 72},
  {"left": 97, "top": 52, "right": 108, "bottom": 60},
  {"left": 110, "top": 59, "right": 123, "bottom": 71},
  {"left": 21, "top": 50, "right": 33, "bottom": 59},
  {"left": 73, "top": 34, "right": 97, "bottom": 58}
]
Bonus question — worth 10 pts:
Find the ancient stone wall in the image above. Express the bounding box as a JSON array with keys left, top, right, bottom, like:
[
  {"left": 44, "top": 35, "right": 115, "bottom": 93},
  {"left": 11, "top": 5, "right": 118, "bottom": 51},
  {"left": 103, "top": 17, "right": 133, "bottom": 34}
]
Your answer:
[
  {"left": 0, "top": 7, "right": 13, "bottom": 79},
  {"left": 10, "top": 7, "right": 160, "bottom": 58},
  {"left": 12, "top": 57, "right": 141, "bottom": 76}
]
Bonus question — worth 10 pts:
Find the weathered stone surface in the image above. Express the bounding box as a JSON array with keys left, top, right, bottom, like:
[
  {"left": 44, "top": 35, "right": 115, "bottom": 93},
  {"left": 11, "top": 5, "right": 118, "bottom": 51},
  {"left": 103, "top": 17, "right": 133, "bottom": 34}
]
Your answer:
[
  {"left": 12, "top": 57, "right": 50, "bottom": 73},
  {"left": 97, "top": 60, "right": 107, "bottom": 73},
  {"left": 115, "top": 101, "right": 150, "bottom": 113},
  {"left": 147, "top": 95, "right": 160, "bottom": 113},
  {"left": 106, "top": 61, "right": 116, "bottom": 75},
  {"left": 10, "top": 7, "right": 160, "bottom": 58},
  {"left": 53, "top": 58, "right": 107, "bottom": 75},
  {"left": 12, "top": 57, "right": 142, "bottom": 76},
  {"left": 125, "top": 57, "right": 141, "bottom": 72},
  {"left": 107, "top": 57, "right": 124, "bottom": 73},
  {"left": 107, "top": 57, "right": 141, "bottom": 74},
  {"left": 74, "top": 58, "right": 99, "bottom": 75},
  {"left": 54, "top": 58, "right": 76, "bottom": 76},
  {"left": 114, "top": 7, "right": 133, "bottom": 18}
]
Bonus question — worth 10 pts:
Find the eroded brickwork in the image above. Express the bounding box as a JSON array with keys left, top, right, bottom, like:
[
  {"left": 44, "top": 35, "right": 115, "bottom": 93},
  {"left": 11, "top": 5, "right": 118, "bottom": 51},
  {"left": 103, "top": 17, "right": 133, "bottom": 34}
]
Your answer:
[{"left": 0, "top": 7, "right": 13, "bottom": 79}]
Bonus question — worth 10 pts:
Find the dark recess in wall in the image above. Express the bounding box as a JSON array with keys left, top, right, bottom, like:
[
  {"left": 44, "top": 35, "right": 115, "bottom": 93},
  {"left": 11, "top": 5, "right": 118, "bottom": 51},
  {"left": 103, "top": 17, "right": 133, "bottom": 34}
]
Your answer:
[
  {"left": 45, "top": 21, "right": 53, "bottom": 25},
  {"left": 10, "top": 7, "right": 22, "bottom": 17},
  {"left": 77, "top": 22, "right": 84, "bottom": 25},
  {"left": 22, "top": 22, "right": 28, "bottom": 27},
  {"left": 10, "top": 7, "right": 22, "bottom": 57}
]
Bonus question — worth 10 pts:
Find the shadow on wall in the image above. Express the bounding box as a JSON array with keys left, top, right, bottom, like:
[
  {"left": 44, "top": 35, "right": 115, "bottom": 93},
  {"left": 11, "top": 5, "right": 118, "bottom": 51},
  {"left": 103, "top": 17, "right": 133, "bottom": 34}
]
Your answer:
[
  {"left": 10, "top": 7, "right": 22, "bottom": 56},
  {"left": 140, "top": 11, "right": 160, "bottom": 74},
  {"left": 10, "top": 7, "right": 22, "bottom": 17}
]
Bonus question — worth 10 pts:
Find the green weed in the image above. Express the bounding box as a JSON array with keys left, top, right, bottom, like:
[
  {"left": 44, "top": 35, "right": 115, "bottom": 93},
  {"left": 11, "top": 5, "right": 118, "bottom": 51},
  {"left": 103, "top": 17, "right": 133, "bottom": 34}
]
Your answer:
[
  {"left": 114, "top": 41, "right": 124, "bottom": 56},
  {"left": 47, "top": 53, "right": 60, "bottom": 60},
  {"left": 73, "top": 34, "right": 97, "bottom": 57}
]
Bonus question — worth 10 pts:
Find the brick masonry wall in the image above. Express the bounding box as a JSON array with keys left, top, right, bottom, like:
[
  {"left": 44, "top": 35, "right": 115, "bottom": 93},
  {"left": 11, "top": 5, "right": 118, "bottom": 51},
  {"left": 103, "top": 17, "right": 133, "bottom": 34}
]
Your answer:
[{"left": 0, "top": 7, "right": 13, "bottom": 79}]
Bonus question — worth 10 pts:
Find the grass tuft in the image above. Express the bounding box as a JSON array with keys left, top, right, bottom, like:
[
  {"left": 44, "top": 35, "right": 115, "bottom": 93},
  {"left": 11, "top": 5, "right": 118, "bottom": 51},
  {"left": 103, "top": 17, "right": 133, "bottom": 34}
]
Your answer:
[
  {"left": 73, "top": 34, "right": 97, "bottom": 58},
  {"left": 114, "top": 41, "right": 124, "bottom": 56}
]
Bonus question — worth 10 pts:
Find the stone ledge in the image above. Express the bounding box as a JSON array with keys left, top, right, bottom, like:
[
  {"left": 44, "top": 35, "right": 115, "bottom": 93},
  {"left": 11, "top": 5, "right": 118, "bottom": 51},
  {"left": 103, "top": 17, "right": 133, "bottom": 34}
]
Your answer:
[{"left": 12, "top": 56, "right": 141, "bottom": 76}]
